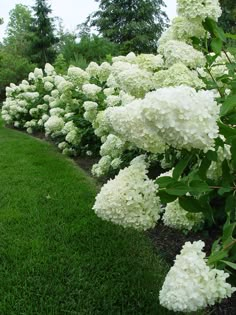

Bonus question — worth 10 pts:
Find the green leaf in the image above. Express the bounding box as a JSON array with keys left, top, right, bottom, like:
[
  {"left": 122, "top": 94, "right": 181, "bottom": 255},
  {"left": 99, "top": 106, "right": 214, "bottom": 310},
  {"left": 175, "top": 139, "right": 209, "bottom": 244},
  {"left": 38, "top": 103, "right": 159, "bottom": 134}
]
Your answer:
[
  {"left": 221, "top": 260, "right": 236, "bottom": 270},
  {"left": 230, "top": 136, "right": 236, "bottom": 169},
  {"left": 166, "top": 182, "right": 189, "bottom": 196},
  {"left": 173, "top": 153, "right": 192, "bottom": 180},
  {"left": 211, "top": 38, "right": 223, "bottom": 55},
  {"left": 208, "top": 250, "right": 228, "bottom": 265},
  {"left": 189, "top": 180, "right": 211, "bottom": 194},
  {"left": 218, "top": 187, "right": 232, "bottom": 196},
  {"left": 226, "top": 113, "right": 236, "bottom": 125},
  {"left": 203, "top": 18, "right": 226, "bottom": 42},
  {"left": 218, "top": 121, "right": 236, "bottom": 138},
  {"left": 198, "top": 157, "right": 211, "bottom": 180},
  {"left": 225, "top": 33, "right": 236, "bottom": 40},
  {"left": 206, "top": 150, "right": 217, "bottom": 161},
  {"left": 179, "top": 196, "right": 204, "bottom": 213},
  {"left": 158, "top": 191, "right": 178, "bottom": 204},
  {"left": 220, "top": 95, "right": 236, "bottom": 117},
  {"left": 156, "top": 176, "right": 176, "bottom": 189}
]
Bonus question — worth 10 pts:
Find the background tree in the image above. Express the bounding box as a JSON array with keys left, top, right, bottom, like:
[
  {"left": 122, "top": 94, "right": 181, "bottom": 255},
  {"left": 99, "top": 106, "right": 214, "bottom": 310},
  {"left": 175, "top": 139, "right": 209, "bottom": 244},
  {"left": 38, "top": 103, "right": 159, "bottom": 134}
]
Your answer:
[
  {"left": 29, "top": 0, "right": 58, "bottom": 67},
  {"left": 4, "top": 4, "right": 33, "bottom": 57},
  {"left": 219, "top": 0, "right": 236, "bottom": 34},
  {"left": 85, "top": 0, "right": 169, "bottom": 54}
]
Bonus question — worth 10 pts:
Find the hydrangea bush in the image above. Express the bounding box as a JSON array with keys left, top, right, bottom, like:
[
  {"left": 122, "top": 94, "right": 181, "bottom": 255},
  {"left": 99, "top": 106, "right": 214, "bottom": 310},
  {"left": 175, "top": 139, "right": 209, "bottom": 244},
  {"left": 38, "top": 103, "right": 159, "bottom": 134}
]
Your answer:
[{"left": 2, "top": 0, "right": 236, "bottom": 312}]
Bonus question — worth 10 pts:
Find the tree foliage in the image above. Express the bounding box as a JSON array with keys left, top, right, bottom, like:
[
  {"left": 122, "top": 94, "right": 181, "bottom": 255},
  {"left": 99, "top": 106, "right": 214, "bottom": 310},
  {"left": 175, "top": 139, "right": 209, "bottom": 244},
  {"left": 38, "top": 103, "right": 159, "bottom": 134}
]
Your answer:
[
  {"left": 4, "top": 4, "right": 33, "bottom": 57},
  {"left": 219, "top": 0, "right": 236, "bottom": 34},
  {"left": 29, "top": 0, "right": 58, "bottom": 67},
  {"left": 86, "top": 0, "right": 169, "bottom": 54}
]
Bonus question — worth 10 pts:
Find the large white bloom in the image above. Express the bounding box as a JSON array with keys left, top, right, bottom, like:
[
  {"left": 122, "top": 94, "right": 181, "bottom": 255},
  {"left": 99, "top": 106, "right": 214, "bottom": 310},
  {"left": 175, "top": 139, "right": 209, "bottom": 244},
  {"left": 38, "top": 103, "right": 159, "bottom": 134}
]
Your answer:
[
  {"left": 93, "top": 159, "right": 161, "bottom": 230},
  {"left": 160, "top": 241, "right": 235, "bottom": 312},
  {"left": 106, "top": 86, "right": 219, "bottom": 152},
  {"left": 153, "top": 63, "right": 205, "bottom": 89},
  {"left": 82, "top": 83, "right": 102, "bottom": 99},
  {"left": 105, "top": 99, "right": 166, "bottom": 154},
  {"left": 100, "top": 134, "right": 125, "bottom": 158},
  {"left": 159, "top": 40, "right": 206, "bottom": 69},
  {"left": 162, "top": 199, "right": 204, "bottom": 231},
  {"left": 177, "top": 0, "right": 222, "bottom": 21},
  {"left": 108, "top": 61, "right": 154, "bottom": 97},
  {"left": 44, "top": 116, "right": 65, "bottom": 133},
  {"left": 168, "top": 16, "right": 206, "bottom": 43}
]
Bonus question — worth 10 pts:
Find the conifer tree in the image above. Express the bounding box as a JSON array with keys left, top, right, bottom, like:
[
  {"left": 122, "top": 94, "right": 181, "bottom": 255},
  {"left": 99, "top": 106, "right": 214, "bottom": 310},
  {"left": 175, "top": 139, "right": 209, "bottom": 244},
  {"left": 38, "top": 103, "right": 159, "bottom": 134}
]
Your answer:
[
  {"left": 30, "top": 0, "right": 58, "bottom": 67},
  {"left": 86, "top": 0, "right": 169, "bottom": 54}
]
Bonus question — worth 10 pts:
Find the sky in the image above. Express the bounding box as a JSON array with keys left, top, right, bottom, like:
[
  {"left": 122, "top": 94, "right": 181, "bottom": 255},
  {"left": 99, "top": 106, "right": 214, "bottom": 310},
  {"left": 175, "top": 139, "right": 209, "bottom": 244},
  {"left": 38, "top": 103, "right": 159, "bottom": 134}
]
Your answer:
[{"left": 0, "top": 0, "right": 177, "bottom": 40}]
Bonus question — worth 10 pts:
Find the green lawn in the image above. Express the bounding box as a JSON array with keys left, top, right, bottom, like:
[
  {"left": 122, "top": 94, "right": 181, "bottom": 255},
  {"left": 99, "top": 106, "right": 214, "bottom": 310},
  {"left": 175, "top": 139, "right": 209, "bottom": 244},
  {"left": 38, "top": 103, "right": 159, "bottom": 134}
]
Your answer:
[{"left": 0, "top": 122, "right": 186, "bottom": 315}]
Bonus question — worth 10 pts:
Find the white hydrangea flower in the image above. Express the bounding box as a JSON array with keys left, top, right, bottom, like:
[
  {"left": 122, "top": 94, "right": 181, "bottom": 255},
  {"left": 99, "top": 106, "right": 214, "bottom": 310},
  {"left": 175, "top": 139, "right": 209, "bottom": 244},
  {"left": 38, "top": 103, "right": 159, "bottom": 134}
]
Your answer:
[
  {"left": 109, "top": 61, "right": 154, "bottom": 97},
  {"left": 34, "top": 68, "right": 43, "bottom": 79},
  {"left": 28, "top": 72, "right": 35, "bottom": 81},
  {"left": 26, "top": 127, "right": 33, "bottom": 134},
  {"left": 110, "top": 157, "right": 122, "bottom": 169},
  {"left": 44, "top": 63, "right": 55, "bottom": 76},
  {"left": 51, "top": 89, "right": 59, "bottom": 98},
  {"left": 160, "top": 241, "right": 236, "bottom": 312},
  {"left": 83, "top": 101, "right": 98, "bottom": 122},
  {"left": 136, "top": 54, "right": 164, "bottom": 71},
  {"left": 105, "top": 99, "right": 166, "bottom": 154},
  {"left": 57, "top": 80, "right": 73, "bottom": 94},
  {"left": 82, "top": 83, "right": 102, "bottom": 99},
  {"left": 98, "top": 62, "right": 112, "bottom": 82},
  {"left": 106, "top": 86, "right": 219, "bottom": 152},
  {"left": 67, "top": 66, "right": 90, "bottom": 85},
  {"left": 14, "top": 121, "right": 20, "bottom": 128},
  {"left": 58, "top": 141, "right": 68, "bottom": 150},
  {"left": 92, "top": 111, "right": 111, "bottom": 138},
  {"left": 170, "top": 16, "right": 206, "bottom": 43},
  {"left": 104, "top": 87, "right": 115, "bottom": 97},
  {"left": 44, "top": 116, "right": 65, "bottom": 133},
  {"left": 105, "top": 95, "right": 121, "bottom": 107},
  {"left": 37, "top": 104, "right": 48, "bottom": 111},
  {"left": 162, "top": 199, "right": 204, "bottom": 231},
  {"left": 86, "top": 62, "right": 100, "bottom": 77},
  {"left": 100, "top": 134, "right": 125, "bottom": 158},
  {"left": 92, "top": 155, "right": 112, "bottom": 177},
  {"left": 65, "top": 130, "right": 79, "bottom": 145},
  {"left": 119, "top": 91, "right": 135, "bottom": 106},
  {"left": 49, "top": 107, "right": 64, "bottom": 117},
  {"left": 93, "top": 159, "right": 161, "bottom": 230},
  {"left": 159, "top": 40, "right": 206, "bottom": 69},
  {"left": 153, "top": 63, "right": 205, "bottom": 89},
  {"left": 62, "top": 121, "right": 76, "bottom": 134},
  {"left": 177, "top": 0, "right": 222, "bottom": 21},
  {"left": 44, "top": 81, "right": 54, "bottom": 92}
]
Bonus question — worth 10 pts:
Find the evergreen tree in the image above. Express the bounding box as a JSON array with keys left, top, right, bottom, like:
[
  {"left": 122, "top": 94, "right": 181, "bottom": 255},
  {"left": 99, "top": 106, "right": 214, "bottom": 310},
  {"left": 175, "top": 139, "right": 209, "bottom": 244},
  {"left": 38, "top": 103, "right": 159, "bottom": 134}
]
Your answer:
[
  {"left": 86, "top": 0, "right": 169, "bottom": 54},
  {"left": 30, "top": 0, "right": 58, "bottom": 67}
]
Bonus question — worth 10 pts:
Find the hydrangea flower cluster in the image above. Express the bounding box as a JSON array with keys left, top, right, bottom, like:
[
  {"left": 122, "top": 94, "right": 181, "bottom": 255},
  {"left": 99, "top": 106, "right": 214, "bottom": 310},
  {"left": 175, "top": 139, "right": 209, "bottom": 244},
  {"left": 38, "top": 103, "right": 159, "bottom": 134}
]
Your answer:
[
  {"left": 158, "top": 40, "right": 206, "bottom": 69},
  {"left": 177, "top": 0, "right": 222, "bottom": 21},
  {"left": 93, "top": 158, "right": 161, "bottom": 230},
  {"left": 105, "top": 86, "right": 219, "bottom": 152},
  {"left": 162, "top": 199, "right": 204, "bottom": 232},
  {"left": 159, "top": 241, "right": 235, "bottom": 312}
]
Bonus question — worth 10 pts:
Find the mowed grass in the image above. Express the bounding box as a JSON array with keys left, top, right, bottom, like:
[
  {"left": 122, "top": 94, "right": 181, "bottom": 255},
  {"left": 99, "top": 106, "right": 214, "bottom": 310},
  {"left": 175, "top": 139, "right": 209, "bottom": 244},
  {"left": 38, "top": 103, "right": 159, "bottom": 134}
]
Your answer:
[{"left": 0, "top": 122, "right": 179, "bottom": 315}]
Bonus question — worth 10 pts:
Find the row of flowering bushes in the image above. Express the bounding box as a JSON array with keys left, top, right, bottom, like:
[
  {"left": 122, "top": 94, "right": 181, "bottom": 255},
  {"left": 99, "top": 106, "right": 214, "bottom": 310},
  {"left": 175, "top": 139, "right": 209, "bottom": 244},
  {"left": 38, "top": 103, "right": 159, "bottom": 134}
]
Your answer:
[{"left": 2, "top": 0, "right": 236, "bottom": 312}]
